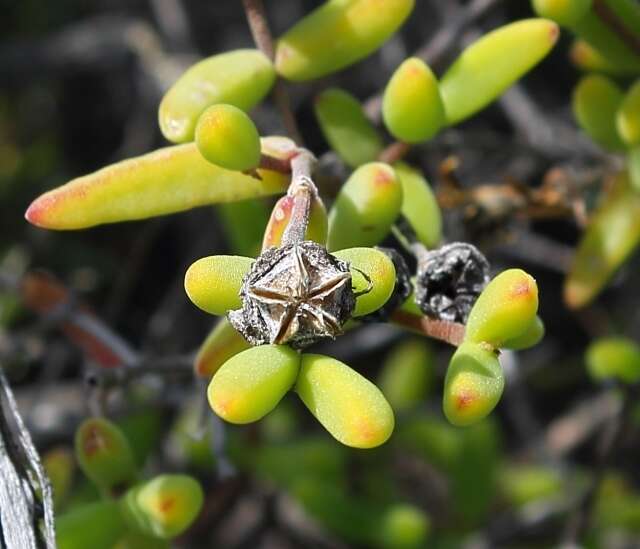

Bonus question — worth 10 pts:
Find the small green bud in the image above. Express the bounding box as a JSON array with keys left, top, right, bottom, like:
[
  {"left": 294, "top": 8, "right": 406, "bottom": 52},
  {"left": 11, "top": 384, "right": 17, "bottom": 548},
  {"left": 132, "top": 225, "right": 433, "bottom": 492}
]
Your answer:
[
  {"left": 195, "top": 104, "right": 261, "bottom": 171},
  {"left": 296, "top": 353, "right": 394, "bottom": 448},
  {"left": 382, "top": 57, "right": 445, "bottom": 143},
  {"left": 122, "top": 475, "right": 203, "bottom": 539},
  {"left": 379, "top": 339, "right": 434, "bottom": 411},
  {"left": 464, "top": 269, "right": 539, "bottom": 348},
  {"left": 262, "top": 193, "right": 328, "bottom": 249},
  {"left": 440, "top": 19, "right": 559, "bottom": 124},
  {"left": 75, "top": 417, "right": 137, "bottom": 497},
  {"left": 586, "top": 337, "right": 640, "bottom": 384},
  {"left": 565, "top": 171, "right": 640, "bottom": 308},
  {"left": 617, "top": 79, "right": 640, "bottom": 146},
  {"left": 194, "top": 319, "right": 251, "bottom": 378},
  {"left": 443, "top": 342, "right": 504, "bottom": 426},
  {"left": 332, "top": 247, "right": 397, "bottom": 317},
  {"left": 314, "top": 88, "right": 383, "bottom": 167},
  {"left": 275, "top": 0, "right": 414, "bottom": 81},
  {"left": 531, "top": 0, "right": 592, "bottom": 26},
  {"left": 573, "top": 74, "right": 625, "bottom": 150},
  {"left": 57, "top": 501, "right": 126, "bottom": 549},
  {"left": 394, "top": 162, "right": 442, "bottom": 248},
  {"left": 501, "top": 315, "right": 545, "bottom": 350},
  {"left": 208, "top": 344, "right": 300, "bottom": 424},
  {"left": 159, "top": 49, "right": 275, "bottom": 143},
  {"left": 379, "top": 504, "right": 431, "bottom": 549},
  {"left": 184, "top": 255, "right": 253, "bottom": 315},
  {"left": 328, "top": 162, "right": 403, "bottom": 251}
]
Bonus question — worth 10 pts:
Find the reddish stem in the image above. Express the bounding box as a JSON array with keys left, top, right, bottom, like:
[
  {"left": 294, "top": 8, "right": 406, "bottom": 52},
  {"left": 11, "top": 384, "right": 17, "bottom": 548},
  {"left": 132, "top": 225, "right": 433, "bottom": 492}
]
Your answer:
[{"left": 391, "top": 310, "right": 466, "bottom": 347}]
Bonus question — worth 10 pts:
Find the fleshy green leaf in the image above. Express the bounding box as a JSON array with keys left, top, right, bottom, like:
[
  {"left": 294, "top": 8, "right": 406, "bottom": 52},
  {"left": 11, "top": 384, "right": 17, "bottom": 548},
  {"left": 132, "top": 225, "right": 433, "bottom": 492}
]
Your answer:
[
  {"left": 499, "top": 464, "right": 564, "bottom": 507},
  {"left": 208, "top": 344, "right": 301, "bottom": 424},
  {"left": 327, "top": 162, "right": 403, "bottom": 251},
  {"left": 275, "top": 0, "right": 414, "bottom": 81},
  {"left": 296, "top": 353, "right": 394, "bottom": 448},
  {"left": 531, "top": 0, "right": 592, "bottom": 26},
  {"left": 262, "top": 194, "right": 328, "bottom": 249},
  {"left": 314, "top": 88, "right": 383, "bottom": 167},
  {"left": 57, "top": 501, "right": 127, "bottom": 549},
  {"left": 565, "top": 171, "right": 640, "bottom": 308},
  {"left": 43, "top": 448, "right": 74, "bottom": 508},
  {"left": 184, "top": 255, "right": 253, "bottom": 315},
  {"left": 25, "top": 144, "right": 288, "bottom": 230},
  {"left": 573, "top": 74, "right": 626, "bottom": 150},
  {"left": 629, "top": 146, "right": 640, "bottom": 191},
  {"left": 501, "top": 315, "right": 545, "bottom": 350},
  {"left": 443, "top": 342, "right": 504, "bottom": 427},
  {"left": 440, "top": 19, "right": 559, "bottom": 125},
  {"left": 617, "top": 79, "right": 640, "bottom": 146},
  {"left": 382, "top": 57, "right": 445, "bottom": 143},
  {"left": 379, "top": 504, "right": 431, "bottom": 549},
  {"left": 569, "top": 39, "right": 639, "bottom": 75},
  {"left": 586, "top": 337, "right": 640, "bottom": 384},
  {"left": 465, "top": 269, "right": 539, "bottom": 348},
  {"left": 159, "top": 49, "right": 275, "bottom": 143},
  {"left": 194, "top": 318, "right": 251, "bottom": 378}
]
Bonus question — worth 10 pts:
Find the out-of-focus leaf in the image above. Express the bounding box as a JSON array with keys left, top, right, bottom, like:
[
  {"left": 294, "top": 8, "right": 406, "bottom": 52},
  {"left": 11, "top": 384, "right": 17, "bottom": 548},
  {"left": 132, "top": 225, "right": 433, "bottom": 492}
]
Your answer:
[
  {"left": 617, "top": 79, "right": 640, "bottom": 146},
  {"left": 25, "top": 144, "right": 288, "bottom": 230},
  {"left": 569, "top": 39, "right": 639, "bottom": 75},
  {"left": 531, "top": 0, "right": 592, "bottom": 26},
  {"left": 57, "top": 500, "right": 126, "bottom": 549},
  {"left": 586, "top": 337, "right": 640, "bottom": 384},
  {"left": 217, "top": 199, "right": 270, "bottom": 258},
  {"left": 194, "top": 319, "right": 251, "bottom": 378}
]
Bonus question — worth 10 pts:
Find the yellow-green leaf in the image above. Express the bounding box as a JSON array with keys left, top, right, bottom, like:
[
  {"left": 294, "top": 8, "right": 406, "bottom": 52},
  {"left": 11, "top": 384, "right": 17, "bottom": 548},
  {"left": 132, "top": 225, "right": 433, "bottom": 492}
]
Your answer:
[{"left": 193, "top": 319, "right": 251, "bottom": 378}]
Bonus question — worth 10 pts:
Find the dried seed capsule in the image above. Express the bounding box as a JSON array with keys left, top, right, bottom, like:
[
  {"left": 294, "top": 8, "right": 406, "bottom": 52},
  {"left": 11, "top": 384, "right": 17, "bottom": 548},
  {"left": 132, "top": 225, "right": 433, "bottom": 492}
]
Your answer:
[
  {"left": 586, "top": 337, "right": 640, "bottom": 384},
  {"left": 573, "top": 74, "right": 625, "bottom": 150},
  {"left": 531, "top": 0, "right": 592, "bottom": 26},
  {"left": 379, "top": 504, "right": 431, "bottom": 549},
  {"left": 229, "top": 241, "right": 355, "bottom": 348},
  {"left": 193, "top": 318, "right": 251, "bottom": 378},
  {"left": 262, "top": 193, "right": 328, "bottom": 250},
  {"left": 443, "top": 342, "right": 504, "bottom": 426},
  {"left": 617, "top": 80, "right": 640, "bottom": 146},
  {"left": 184, "top": 255, "right": 253, "bottom": 315},
  {"left": 275, "top": 0, "right": 415, "bottom": 81},
  {"left": 332, "top": 246, "right": 397, "bottom": 317},
  {"left": 159, "top": 49, "right": 275, "bottom": 143},
  {"left": 25, "top": 144, "right": 288, "bottom": 230},
  {"left": 395, "top": 162, "right": 442, "bottom": 248},
  {"left": 415, "top": 242, "right": 490, "bottom": 323},
  {"left": 57, "top": 501, "right": 127, "bottom": 549},
  {"left": 565, "top": 171, "right": 640, "bottom": 308},
  {"left": 440, "top": 19, "right": 559, "bottom": 125},
  {"left": 327, "top": 162, "right": 403, "bottom": 251},
  {"left": 382, "top": 58, "right": 445, "bottom": 143},
  {"left": 314, "top": 88, "right": 383, "bottom": 168},
  {"left": 195, "top": 104, "right": 261, "bottom": 171},
  {"left": 464, "top": 269, "right": 539, "bottom": 348},
  {"left": 75, "top": 417, "right": 137, "bottom": 497},
  {"left": 501, "top": 315, "right": 545, "bottom": 350},
  {"left": 358, "top": 247, "right": 412, "bottom": 322},
  {"left": 208, "top": 344, "right": 300, "bottom": 424},
  {"left": 296, "top": 353, "right": 395, "bottom": 448},
  {"left": 378, "top": 339, "right": 434, "bottom": 411},
  {"left": 121, "top": 474, "right": 203, "bottom": 539}
]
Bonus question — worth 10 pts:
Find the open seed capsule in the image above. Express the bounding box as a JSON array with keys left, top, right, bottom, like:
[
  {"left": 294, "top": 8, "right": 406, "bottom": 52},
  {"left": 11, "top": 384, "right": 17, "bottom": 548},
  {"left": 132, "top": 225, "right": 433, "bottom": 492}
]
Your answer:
[
  {"left": 573, "top": 74, "right": 625, "bottom": 150},
  {"left": 75, "top": 417, "right": 137, "bottom": 497},
  {"left": 275, "top": 0, "right": 414, "bottom": 81},
  {"left": 159, "top": 49, "right": 275, "bottom": 143},
  {"left": 464, "top": 269, "right": 539, "bottom": 348},
  {"left": 586, "top": 337, "right": 640, "bottom": 384},
  {"left": 121, "top": 474, "right": 203, "bottom": 539},
  {"left": 25, "top": 144, "right": 288, "bottom": 230},
  {"left": 328, "top": 162, "right": 402, "bottom": 251},
  {"left": 440, "top": 19, "right": 559, "bottom": 124},
  {"left": 195, "top": 104, "right": 261, "bottom": 171},
  {"left": 314, "top": 88, "right": 383, "bottom": 168},
  {"left": 443, "top": 342, "right": 504, "bottom": 426},
  {"left": 296, "top": 353, "right": 394, "bottom": 448},
  {"left": 208, "top": 345, "right": 300, "bottom": 424},
  {"left": 382, "top": 58, "right": 445, "bottom": 143},
  {"left": 184, "top": 255, "right": 253, "bottom": 315}
]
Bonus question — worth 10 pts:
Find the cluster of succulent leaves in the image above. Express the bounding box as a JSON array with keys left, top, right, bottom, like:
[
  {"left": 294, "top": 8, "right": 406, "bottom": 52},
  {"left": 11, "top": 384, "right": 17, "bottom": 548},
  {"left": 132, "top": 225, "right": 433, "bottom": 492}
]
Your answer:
[
  {"left": 528, "top": 0, "right": 640, "bottom": 309},
  {"left": 23, "top": 0, "right": 558, "bottom": 451},
  {"left": 53, "top": 417, "right": 203, "bottom": 548}
]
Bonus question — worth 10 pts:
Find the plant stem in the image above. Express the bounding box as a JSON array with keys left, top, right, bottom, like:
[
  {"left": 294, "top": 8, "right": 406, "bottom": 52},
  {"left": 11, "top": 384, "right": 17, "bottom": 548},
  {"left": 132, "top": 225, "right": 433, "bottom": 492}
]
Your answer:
[
  {"left": 378, "top": 141, "right": 411, "bottom": 164},
  {"left": 258, "top": 153, "right": 294, "bottom": 174},
  {"left": 592, "top": 0, "right": 640, "bottom": 57},
  {"left": 391, "top": 310, "right": 466, "bottom": 347},
  {"left": 241, "top": 0, "right": 304, "bottom": 144},
  {"left": 282, "top": 150, "right": 318, "bottom": 246}
]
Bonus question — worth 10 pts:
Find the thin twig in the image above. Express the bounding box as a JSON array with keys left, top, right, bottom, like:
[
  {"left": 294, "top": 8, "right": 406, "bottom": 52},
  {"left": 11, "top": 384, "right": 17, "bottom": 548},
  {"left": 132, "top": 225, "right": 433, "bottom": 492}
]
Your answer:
[
  {"left": 282, "top": 150, "right": 318, "bottom": 246},
  {"left": 592, "top": 0, "right": 640, "bottom": 57},
  {"left": 391, "top": 310, "right": 465, "bottom": 347},
  {"left": 378, "top": 141, "right": 412, "bottom": 164},
  {"left": 241, "top": 0, "right": 303, "bottom": 144}
]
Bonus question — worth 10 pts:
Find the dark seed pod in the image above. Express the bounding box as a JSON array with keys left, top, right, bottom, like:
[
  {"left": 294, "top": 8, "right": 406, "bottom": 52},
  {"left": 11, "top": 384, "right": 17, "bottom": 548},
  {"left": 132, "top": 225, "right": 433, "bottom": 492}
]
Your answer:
[
  {"left": 228, "top": 241, "right": 355, "bottom": 349},
  {"left": 360, "top": 247, "right": 412, "bottom": 323},
  {"left": 415, "top": 242, "right": 489, "bottom": 323}
]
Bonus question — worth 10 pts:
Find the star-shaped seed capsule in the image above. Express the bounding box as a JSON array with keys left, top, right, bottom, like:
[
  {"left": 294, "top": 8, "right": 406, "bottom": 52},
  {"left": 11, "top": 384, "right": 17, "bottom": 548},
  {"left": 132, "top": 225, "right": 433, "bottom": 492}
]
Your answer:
[{"left": 228, "top": 241, "right": 355, "bottom": 348}]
